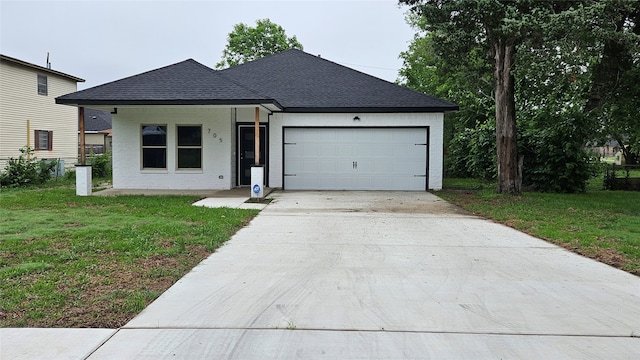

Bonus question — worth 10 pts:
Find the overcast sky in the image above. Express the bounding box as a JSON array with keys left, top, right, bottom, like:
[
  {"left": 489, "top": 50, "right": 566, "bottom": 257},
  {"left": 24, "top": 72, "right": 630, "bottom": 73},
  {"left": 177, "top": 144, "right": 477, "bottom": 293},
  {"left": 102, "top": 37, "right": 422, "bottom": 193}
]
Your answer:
[{"left": 1, "top": 0, "right": 415, "bottom": 90}]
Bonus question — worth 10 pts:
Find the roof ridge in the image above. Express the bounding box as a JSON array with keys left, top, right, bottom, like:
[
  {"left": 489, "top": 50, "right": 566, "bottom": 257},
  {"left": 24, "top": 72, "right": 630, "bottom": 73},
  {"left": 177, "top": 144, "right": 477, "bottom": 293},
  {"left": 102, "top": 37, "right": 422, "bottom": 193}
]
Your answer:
[
  {"left": 184, "top": 59, "right": 277, "bottom": 100},
  {"left": 185, "top": 58, "right": 218, "bottom": 74},
  {"left": 223, "top": 49, "right": 456, "bottom": 107},
  {"left": 64, "top": 59, "right": 200, "bottom": 97},
  {"left": 56, "top": 50, "right": 458, "bottom": 111},
  {"left": 292, "top": 50, "right": 457, "bottom": 106},
  {"left": 215, "top": 67, "right": 282, "bottom": 106}
]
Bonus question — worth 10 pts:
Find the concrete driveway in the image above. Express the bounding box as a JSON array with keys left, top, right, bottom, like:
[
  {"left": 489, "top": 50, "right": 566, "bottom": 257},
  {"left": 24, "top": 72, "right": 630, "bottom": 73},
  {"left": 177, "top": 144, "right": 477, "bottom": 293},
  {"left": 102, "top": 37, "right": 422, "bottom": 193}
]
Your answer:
[{"left": 5, "top": 191, "right": 639, "bottom": 359}]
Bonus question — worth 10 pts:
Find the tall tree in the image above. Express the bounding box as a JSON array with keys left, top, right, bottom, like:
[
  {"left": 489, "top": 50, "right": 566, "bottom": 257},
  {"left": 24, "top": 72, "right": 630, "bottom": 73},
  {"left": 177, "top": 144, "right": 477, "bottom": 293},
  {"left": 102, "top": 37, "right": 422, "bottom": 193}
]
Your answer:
[
  {"left": 400, "top": 0, "right": 639, "bottom": 192},
  {"left": 216, "top": 19, "right": 303, "bottom": 69},
  {"left": 398, "top": 15, "right": 495, "bottom": 179},
  {"left": 398, "top": 15, "right": 494, "bottom": 133},
  {"left": 400, "top": 0, "right": 557, "bottom": 194},
  {"left": 582, "top": 2, "right": 640, "bottom": 164}
]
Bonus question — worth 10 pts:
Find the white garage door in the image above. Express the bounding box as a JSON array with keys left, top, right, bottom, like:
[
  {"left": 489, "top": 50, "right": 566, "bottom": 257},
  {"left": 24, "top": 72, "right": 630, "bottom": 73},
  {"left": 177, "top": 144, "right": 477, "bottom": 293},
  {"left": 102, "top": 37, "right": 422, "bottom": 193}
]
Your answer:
[{"left": 284, "top": 127, "right": 428, "bottom": 190}]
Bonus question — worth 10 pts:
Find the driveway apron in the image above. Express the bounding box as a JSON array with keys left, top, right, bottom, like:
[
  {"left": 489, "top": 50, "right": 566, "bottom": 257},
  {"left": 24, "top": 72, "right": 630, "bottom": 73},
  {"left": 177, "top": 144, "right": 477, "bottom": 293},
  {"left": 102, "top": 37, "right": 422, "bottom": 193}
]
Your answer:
[{"left": 88, "top": 191, "right": 639, "bottom": 359}]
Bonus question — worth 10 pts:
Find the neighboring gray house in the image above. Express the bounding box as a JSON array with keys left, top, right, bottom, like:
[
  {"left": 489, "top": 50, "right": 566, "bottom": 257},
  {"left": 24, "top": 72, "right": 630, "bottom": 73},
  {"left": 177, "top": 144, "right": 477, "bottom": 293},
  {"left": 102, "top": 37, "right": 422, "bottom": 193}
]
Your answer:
[
  {"left": 57, "top": 49, "right": 457, "bottom": 191},
  {"left": 80, "top": 108, "right": 112, "bottom": 154}
]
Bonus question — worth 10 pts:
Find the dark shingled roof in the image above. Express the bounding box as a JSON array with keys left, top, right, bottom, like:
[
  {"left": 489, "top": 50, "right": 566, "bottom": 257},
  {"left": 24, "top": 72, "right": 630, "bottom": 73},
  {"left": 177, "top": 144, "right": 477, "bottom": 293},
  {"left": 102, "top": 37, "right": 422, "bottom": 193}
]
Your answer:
[
  {"left": 57, "top": 59, "right": 278, "bottom": 107},
  {"left": 221, "top": 49, "right": 458, "bottom": 112},
  {"left": 84, "top": 108, "right": 112, "bottom": 132},
  {"left": 57, "top": 50, "right": 458, "bottom": 113}
]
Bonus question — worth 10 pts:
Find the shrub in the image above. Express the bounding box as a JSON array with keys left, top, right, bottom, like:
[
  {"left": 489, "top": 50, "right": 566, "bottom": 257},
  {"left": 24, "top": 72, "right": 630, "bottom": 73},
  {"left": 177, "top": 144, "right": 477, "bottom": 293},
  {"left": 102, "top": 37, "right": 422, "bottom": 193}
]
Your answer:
[
  {"left": 445, "top": 120, "right": 497, "bottom": 180},
  {"left": 0, "top": 147, "right": 58, "bottom": 188},
  {"left": 520, "top": 116, "right": 598, "bottom": 193},
  {"left": 64, "top": 169, "right": 76, "bottom": 181},
  {"left": 88, "top": 152, "right": 112, "bottom": 178}
]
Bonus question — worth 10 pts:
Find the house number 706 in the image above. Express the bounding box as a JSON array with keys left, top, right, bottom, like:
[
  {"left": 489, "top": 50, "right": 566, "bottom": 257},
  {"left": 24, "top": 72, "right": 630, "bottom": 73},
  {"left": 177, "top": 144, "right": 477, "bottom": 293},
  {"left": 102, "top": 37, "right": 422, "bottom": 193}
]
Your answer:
[{"left": 207, "top": 129, "right": 222, "bottom": 142}]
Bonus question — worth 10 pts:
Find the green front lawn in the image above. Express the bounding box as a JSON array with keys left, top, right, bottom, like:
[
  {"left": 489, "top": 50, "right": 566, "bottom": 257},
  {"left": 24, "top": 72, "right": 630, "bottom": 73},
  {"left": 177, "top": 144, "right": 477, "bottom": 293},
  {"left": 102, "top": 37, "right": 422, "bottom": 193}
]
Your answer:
[
  {"left": 0, "top": 185, "right": 258, "bottom": 327},
  {"left": 437, "top": 178, "right": 640, "bottom": 275}
]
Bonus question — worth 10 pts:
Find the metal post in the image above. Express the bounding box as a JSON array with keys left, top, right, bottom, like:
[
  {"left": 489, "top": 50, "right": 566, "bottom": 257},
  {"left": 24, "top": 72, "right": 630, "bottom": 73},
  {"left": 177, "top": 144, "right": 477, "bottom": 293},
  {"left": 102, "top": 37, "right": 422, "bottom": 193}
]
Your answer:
[{"left": 26, "top": 119, "right": 31, "bottom": 159}]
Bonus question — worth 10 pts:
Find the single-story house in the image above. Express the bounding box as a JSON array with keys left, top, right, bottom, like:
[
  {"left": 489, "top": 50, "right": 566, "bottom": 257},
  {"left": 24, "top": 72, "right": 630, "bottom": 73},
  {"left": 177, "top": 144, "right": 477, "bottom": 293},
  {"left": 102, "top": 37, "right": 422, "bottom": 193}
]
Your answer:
[
  {"left": 56, "top": 49, "right": 457, "bottom": 191},
  {"left": 80, "top": 108, "right": 112, "bottom": 155}
]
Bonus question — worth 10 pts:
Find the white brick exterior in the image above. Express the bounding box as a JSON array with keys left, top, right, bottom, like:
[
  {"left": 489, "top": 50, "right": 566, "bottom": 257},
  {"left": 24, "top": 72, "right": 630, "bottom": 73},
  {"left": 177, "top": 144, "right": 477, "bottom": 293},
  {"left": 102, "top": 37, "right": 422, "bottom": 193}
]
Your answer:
[
  {"left": 268, "top": 112, "right": 444, "bottom": 190},
  {"left": 112, "top": 107, "right": 236, "bottom": 190},
  {"left": 110, "top": 107, "right": 444, "bottom": 191}
]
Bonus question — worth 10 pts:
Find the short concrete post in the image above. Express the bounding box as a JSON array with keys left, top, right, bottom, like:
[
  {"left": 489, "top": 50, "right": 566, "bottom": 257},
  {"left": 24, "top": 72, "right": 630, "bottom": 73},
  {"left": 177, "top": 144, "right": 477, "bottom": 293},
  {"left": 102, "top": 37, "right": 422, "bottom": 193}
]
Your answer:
[
  {"left": 250, "top": 165, "right": 264, "bottom": 200},
  {"left": 75, "top": 165, "right": 92, "bottom": 196}
]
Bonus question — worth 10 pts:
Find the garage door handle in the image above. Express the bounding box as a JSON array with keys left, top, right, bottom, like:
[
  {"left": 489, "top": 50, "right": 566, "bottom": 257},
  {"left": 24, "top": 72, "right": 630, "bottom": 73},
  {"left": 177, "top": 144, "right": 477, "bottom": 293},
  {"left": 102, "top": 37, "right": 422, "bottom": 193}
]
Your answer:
[
  {"left": 353, "top": 161, "right": 358, "bottom": 169},
  {"left": 284, "top": 173, "right": 297, "bottom": 177}
]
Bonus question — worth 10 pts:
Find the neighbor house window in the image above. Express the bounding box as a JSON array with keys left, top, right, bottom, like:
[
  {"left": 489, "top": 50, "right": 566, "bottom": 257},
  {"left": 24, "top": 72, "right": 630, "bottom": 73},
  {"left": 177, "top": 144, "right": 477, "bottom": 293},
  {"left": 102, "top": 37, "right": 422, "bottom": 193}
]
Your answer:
[
  {"left": 177, "top": 125, "right": 202, "bottom": 169},
  {"left": 37, "top": 74, "right": 48, "bottom": 95},
  {"left": 141, "top": 125, "right": 167, "bottom": 169},
  {"left": 34, "top": 130, "right": 53, "bottom": 150}
]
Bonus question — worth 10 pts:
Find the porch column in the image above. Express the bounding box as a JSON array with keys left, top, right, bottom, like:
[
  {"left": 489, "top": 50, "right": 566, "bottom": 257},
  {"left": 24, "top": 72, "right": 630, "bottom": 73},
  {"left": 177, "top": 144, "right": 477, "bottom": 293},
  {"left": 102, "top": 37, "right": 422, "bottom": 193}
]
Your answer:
[
  {"left": 76, "top": 107, "right": 92, "bottom": 196},
  {"left": 79, "top": 107, "right": 86, "bottom": 165},
  {"left": 254, "top": 107, "right": 260, "bottom": 165},
  {"left": 250, "top": 107, "right": 264, "bottom": 199}
]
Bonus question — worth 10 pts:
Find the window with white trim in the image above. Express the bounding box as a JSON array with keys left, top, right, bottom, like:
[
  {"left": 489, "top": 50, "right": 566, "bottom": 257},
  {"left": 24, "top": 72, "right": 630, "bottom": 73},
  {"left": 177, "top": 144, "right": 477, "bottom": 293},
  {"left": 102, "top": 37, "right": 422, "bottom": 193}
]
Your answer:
[
  {"left": 177, "top": 125, "right": 202, "bottom": 169},
  {"left": 34, "top": 130, "right": 53, "bottom": 150},
  {"left": 141, "top": 125, "right": 167, "bottom": 169},
  {"left": 37, "top": 74, "right": 48, "bottom": 95}
]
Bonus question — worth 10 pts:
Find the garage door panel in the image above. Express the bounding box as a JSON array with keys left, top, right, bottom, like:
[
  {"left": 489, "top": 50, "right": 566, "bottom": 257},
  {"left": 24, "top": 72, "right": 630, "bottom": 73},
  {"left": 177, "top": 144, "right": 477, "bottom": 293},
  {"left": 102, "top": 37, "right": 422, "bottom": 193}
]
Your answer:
[
  {"left": 335, "top": 129, "right": 353, "bottom": 142},
  {"left": 284, "top": 128, "right": 427, "bottom": 190}
]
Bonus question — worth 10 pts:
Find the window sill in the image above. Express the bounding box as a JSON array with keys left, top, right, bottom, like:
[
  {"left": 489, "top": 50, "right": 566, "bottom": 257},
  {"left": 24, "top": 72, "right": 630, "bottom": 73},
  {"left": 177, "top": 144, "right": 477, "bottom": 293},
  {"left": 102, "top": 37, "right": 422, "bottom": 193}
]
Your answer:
[
  {"left": 176, "top": 169, "right": 203, "bottom": 174},
  {"left": 140, "top": 169, "right": 168, "bottom": 174}
]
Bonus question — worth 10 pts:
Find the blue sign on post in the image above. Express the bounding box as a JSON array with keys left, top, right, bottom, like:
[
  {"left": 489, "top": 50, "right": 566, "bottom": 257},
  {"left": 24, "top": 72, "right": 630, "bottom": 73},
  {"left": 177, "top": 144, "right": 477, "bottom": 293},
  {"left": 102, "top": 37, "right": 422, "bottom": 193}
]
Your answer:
[{"left": 250, "top": 165, "right": 264, "bottom": 198}]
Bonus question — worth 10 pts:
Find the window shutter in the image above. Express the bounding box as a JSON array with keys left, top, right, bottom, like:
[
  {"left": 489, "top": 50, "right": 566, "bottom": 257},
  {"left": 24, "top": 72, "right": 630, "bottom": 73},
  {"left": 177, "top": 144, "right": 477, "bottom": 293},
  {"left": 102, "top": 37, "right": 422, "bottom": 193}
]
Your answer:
[
  {"left": 48, "top": 131, "right": 53, "bottom": 150},
  {"left": 34, "top": 130, "right": 39, "bottom": 149}
]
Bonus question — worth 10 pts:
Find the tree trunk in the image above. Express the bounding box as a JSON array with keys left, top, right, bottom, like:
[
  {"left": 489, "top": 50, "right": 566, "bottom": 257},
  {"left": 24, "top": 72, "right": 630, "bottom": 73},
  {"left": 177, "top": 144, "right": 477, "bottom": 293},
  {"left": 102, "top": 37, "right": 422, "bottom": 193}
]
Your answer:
[{"left": 493, "top": 39, "right": 520, "bottom": 194}]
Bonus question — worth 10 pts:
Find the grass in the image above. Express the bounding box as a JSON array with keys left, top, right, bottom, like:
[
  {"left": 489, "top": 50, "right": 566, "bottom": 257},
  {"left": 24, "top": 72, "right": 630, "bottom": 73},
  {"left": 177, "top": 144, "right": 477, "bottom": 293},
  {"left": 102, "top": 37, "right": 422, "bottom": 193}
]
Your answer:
[
  {"left": 437, "top": 177, "right": 640, "bottom": 275},
  {"left": 0, "top": 183, "right": 259, "bottom": 328}
]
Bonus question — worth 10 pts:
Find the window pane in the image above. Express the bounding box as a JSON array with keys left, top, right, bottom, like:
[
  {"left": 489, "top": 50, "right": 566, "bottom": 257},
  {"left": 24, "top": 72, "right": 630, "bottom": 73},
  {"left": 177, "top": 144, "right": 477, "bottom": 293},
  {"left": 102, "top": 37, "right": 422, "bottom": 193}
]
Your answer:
[
  {"left": 38, "top": 131, "right": 49, "bottom": 150},
  {"left": 142, "top": 148, "right": 166, "bottom": 168},
  {"left": 177, "top": 126, "right": 201, "bottom": 146},
  {"left": 37, "top": 75, "right": 47, "bottom": 95},
  {"left": 178, "top": 149, "right": 201, "bottom": 169},
  {"left": 142, "top": 126, "right": 167, "bottom": 146}
]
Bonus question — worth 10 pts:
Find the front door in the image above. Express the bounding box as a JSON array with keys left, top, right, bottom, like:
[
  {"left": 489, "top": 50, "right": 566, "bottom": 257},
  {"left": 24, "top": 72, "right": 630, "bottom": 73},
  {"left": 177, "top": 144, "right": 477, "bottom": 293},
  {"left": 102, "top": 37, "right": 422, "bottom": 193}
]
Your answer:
[{"left": 238, "top": 124, "right": 267, "bottom": 186}]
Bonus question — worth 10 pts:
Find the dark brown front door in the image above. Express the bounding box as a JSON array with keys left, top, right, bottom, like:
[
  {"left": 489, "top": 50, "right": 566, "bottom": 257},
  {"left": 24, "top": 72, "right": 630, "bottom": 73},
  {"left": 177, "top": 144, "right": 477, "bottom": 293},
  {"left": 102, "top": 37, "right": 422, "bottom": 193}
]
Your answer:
[{"left": 238, "top": 124, "right": 266, "bottom": 186}]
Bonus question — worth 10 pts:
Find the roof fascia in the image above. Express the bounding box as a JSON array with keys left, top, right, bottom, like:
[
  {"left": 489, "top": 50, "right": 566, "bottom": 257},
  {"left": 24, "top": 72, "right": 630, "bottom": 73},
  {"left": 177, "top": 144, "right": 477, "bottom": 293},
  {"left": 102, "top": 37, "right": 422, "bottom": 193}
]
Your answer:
[
  {"left": 1, "top": 54, "right": 85, "bottom": 82},
  {"left": 280, "top": 106, "right": 460, "bottom": 113},
  {"left": 56, "top": 98, "right": 283, "bottom": 108}
]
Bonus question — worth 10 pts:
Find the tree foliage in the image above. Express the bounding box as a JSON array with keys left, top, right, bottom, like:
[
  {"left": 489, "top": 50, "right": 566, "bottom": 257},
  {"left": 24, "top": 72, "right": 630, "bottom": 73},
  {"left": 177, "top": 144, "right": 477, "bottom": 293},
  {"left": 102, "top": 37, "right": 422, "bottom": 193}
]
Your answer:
[
  {"left": 446, "top": 121, "right": 496, "bottom": 180},
  {"left": 399, "top": 0, "right": 640, "bottom": 193},
  {"left": 398, "top": 15, "right": 494, "bottom": 143},
  {"left": 400, "top": 0, "right": 560, "bottom": 194},
  {"left": 580, "top": 2, "right": 640, "bottom": 165},
  {"left": 88, "top": 151, "right": 112, "bottom": 178},
  {"left": 216, "top": 19, "right": 303, "bottom": 69}
]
